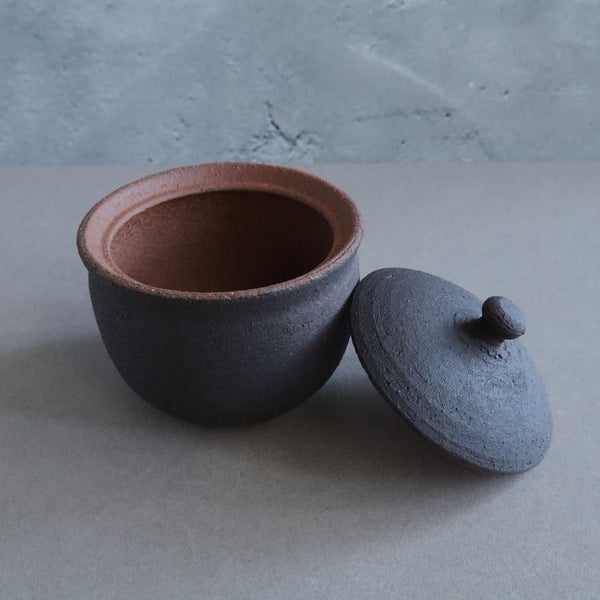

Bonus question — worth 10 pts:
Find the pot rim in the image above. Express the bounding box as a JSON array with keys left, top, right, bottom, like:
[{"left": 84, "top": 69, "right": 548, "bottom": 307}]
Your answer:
[{"left": 77, "top": 162, "right": 363, "bottom": 301}]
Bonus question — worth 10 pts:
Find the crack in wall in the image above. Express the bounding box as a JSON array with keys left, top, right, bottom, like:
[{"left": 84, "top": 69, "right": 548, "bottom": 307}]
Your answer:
[
  {"left": 226, "top": 101, "right": 323, "bottom": 162},
  {"left": 266, "top": 101, "right": 301, "bottom": 147}
]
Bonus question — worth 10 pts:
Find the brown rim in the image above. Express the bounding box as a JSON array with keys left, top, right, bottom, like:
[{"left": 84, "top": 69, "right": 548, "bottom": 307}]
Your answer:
[{"left": 77, "top": 163, "right": 363, "bottom": 300}]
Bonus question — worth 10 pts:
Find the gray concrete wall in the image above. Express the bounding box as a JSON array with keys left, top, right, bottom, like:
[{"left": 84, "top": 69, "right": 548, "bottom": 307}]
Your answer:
[{"left": 1, "top": 0, "right": 599, "bottom": 164}]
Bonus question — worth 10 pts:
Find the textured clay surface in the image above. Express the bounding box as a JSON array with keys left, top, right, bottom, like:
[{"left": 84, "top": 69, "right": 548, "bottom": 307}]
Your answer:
[
  {"left": 110, "top": 191, "right": 333, "bottom": 293},
  {"left": 350, "top": 268, "right": 552, "bottom": 473},
  {"left": 78, "top": 163, "right": 362, "bottom": 424}
]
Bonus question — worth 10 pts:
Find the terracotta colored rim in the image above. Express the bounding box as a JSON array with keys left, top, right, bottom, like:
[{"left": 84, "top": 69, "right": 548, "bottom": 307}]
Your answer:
[{"left": 77, "top": 163, "right": 363, "bottom": 300}]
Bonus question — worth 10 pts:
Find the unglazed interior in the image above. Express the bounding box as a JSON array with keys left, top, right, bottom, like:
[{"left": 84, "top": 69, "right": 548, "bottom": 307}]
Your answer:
[{"left": 109, "top": 191, "right": 334, "bottom": 293}]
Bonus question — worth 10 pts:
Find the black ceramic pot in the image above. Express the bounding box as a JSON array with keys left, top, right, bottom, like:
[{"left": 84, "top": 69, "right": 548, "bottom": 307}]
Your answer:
[{"left": 77, "top": 163, "right": 362, "bottom": 424}]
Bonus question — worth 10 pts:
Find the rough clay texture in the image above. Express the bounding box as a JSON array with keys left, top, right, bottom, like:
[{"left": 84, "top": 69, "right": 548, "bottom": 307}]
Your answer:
[
  {"left": 78, "top": 163, "right": 362, "bottom": 424},
  {"left": 2, "top": 0, "right": 599, "bottom": 164},
  {"left": 350, "top": 268, "right": 552, "bottom": 473},
  {"left": 89, "top": 256, "right": 359, "bottom": 425}
]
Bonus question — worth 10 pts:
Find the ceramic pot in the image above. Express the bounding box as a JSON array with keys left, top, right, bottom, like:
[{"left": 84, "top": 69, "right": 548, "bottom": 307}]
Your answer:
[{"left": 77, "top": 163, "right": 362, "bottom": 424}]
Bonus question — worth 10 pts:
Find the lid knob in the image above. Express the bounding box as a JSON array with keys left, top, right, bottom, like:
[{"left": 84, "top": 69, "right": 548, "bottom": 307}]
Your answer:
[{"left": 481, "top": 296, "right": 526, "bottom": 340}]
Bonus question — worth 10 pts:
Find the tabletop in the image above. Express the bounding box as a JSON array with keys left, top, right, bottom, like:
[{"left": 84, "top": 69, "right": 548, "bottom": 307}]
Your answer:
[{"left": 1, "top": 162, "right": 598, "bottom": 599}]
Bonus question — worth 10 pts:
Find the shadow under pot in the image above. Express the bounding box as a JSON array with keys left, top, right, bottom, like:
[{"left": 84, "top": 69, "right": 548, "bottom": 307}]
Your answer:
[{"left": 77, "top": 163, "right": 363, "bottom": 425}]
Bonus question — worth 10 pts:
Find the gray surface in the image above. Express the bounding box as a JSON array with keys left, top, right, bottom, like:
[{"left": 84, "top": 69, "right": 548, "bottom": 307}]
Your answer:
[
  {"left": 2, "top": 1, "right": 600, "bottom": 164},
  {"left": 1, "top": 162, "right": 599, "bottom": 598}
]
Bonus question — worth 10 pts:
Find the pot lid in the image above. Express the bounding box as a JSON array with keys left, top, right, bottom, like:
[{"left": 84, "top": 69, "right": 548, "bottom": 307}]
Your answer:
[{"left": 350, "top": 268, "right": 552, "bottom": 473}]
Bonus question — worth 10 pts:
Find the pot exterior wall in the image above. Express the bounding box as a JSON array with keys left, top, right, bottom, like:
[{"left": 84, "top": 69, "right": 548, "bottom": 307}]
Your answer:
[{"left": 88, "top": 251, "right": 359, "bottom": 424}]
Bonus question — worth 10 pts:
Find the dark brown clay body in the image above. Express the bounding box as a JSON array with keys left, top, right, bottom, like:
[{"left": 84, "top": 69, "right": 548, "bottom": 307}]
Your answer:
[{"left": 78, "top": 163, "right": 362, "bottom": 425}]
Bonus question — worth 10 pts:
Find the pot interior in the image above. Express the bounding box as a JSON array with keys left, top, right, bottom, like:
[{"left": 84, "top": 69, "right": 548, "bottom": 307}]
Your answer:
[{"left": 109, "top": 191, "right": 334, "bottom": 293}]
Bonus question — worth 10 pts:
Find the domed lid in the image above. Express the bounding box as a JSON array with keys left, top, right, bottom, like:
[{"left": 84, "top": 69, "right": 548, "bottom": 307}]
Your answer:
[{"left": 350, "top": 268, "right": 552, "bottom": 473}]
